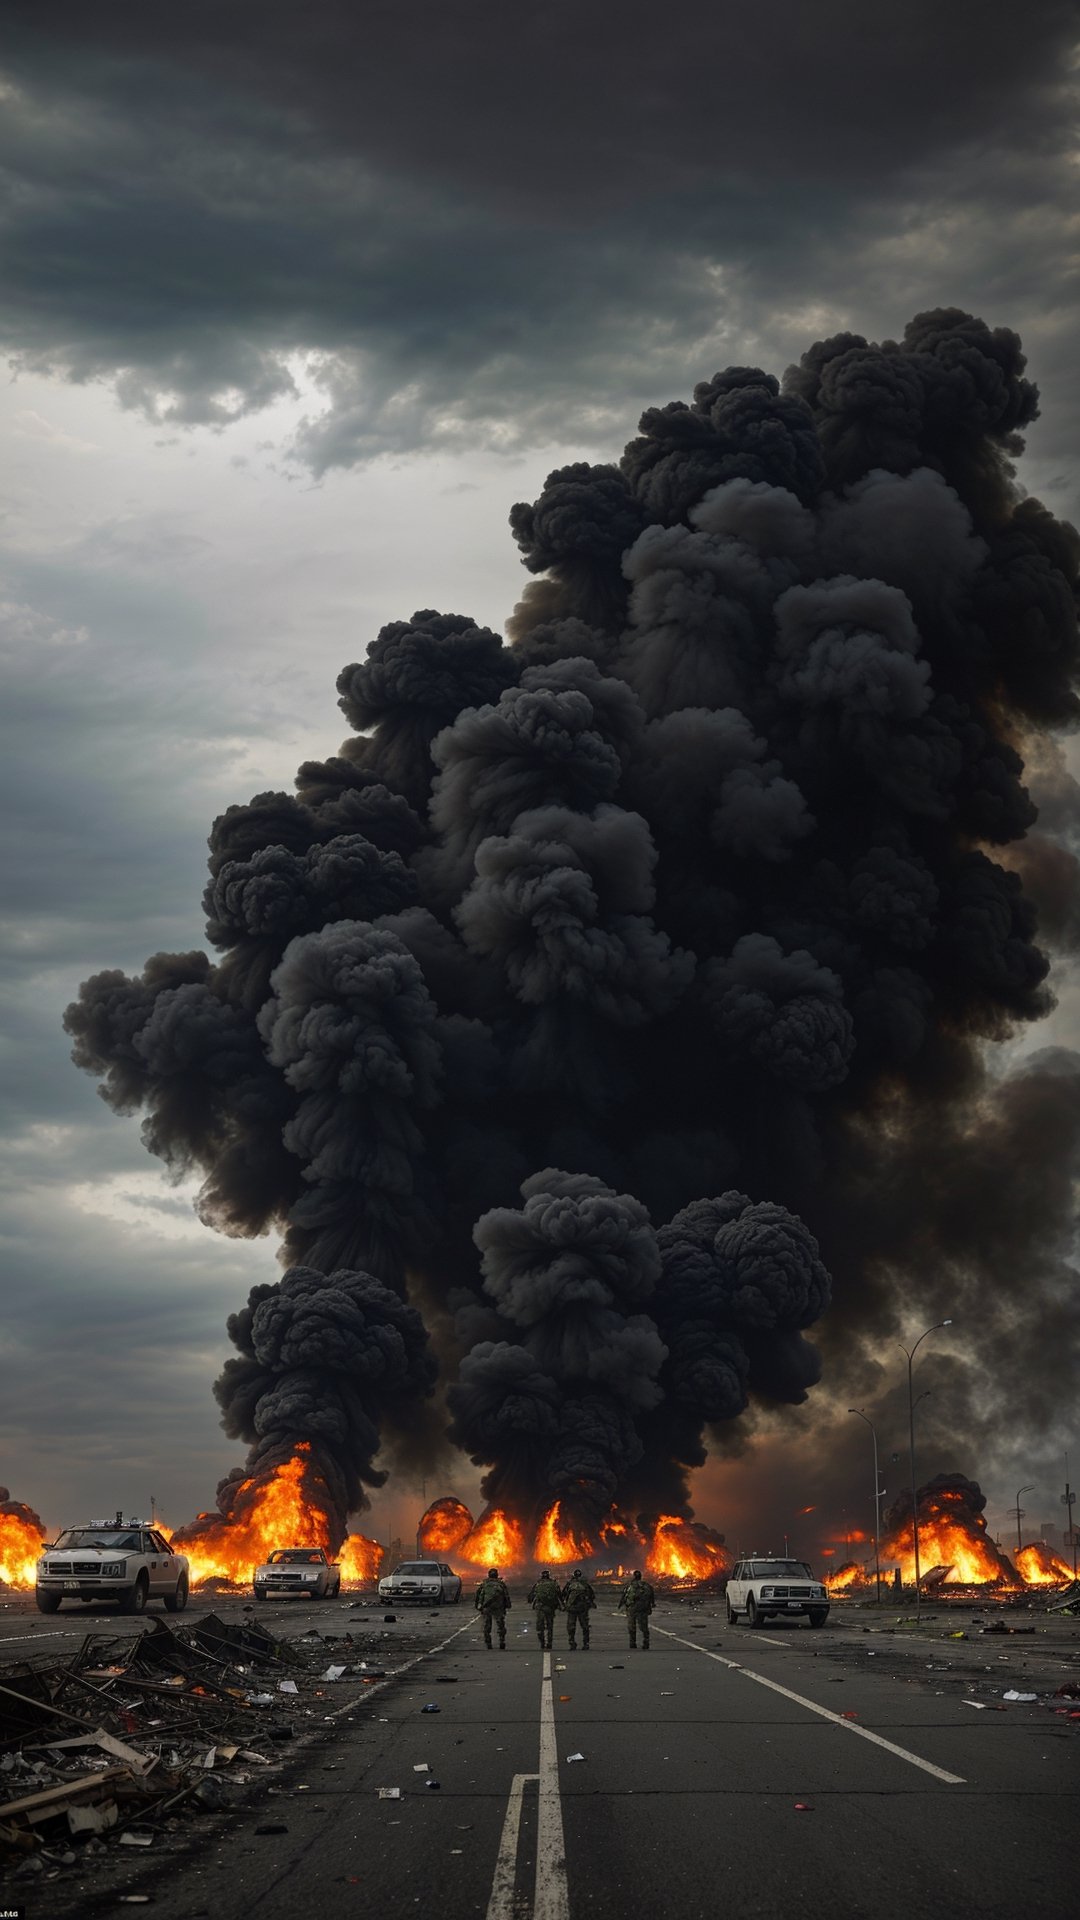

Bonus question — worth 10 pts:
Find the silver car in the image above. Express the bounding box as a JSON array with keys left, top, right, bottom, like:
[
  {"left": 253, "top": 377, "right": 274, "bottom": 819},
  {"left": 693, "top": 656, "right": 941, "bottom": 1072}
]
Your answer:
[{"left": 377, "top": 1560, "right": 462, "bottom": 1605}]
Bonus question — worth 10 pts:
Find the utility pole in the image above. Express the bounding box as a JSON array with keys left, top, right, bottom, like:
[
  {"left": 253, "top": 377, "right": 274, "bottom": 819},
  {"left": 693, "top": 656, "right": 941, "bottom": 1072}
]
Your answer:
[
  {"left": 849, "top": 1410, "right": 884, "bottom": 1603},
  {"left": 1064, "top": 1453, "right": 1077, "bottom": 1579},
  {"left": 898, "top": 1320, "right": 954, "bottom": 1621},
  {"left": 1014, "top": 1485, "right": 1034, "bottom": 1556}
]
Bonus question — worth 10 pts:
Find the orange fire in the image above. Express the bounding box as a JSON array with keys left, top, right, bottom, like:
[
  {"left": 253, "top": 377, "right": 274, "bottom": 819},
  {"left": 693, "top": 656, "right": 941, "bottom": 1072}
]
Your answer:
[
  {"left": 419, "top": 1497, "right": 474, "bottom": 1559},
  {"left": 171, "top": 1446, "right": 335, "bottom": 1587},
  {"left": 534, "top": 1501, "right": 592, "bottom": 1564},
  {"left": 826, "top": 1560, "right": 869, "bottom": 1593},
  {"left": 1016, "top": 1542, "right": 1075, "bottom": 1587},
  {"left": 338, "top": 1532, "right": 385, "bottom": 1586},
  {"left": 884, "top": 1486, "right": 1018, "bottom": 1587},
  {"left": 459, "top": 1508, "right": 526, "bottom": 1569},
  {"left": 0, "top": 1509, "right": 47, "bottom": 1590},
  {"left": 646, "top": 1513, "right": 728, "bottom": 1582}
]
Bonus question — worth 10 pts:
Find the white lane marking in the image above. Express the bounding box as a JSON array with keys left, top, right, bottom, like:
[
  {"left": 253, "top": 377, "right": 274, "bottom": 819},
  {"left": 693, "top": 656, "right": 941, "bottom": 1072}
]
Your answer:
[
  {"left": 752, "top": 1633, "right": 793, "bottom": 1647},
  {"left": 535, "top": 1648, "right": 570, "bottom": 1920},
  {"left": 325, "top": 1616, "right": 477, "bottom": 1719},
  {"left": 653, "top": 1628, "right": 965, "bottom": 1785},
  {"left": 486, "top": 1772, "right": 539, "bottom": 1920}
]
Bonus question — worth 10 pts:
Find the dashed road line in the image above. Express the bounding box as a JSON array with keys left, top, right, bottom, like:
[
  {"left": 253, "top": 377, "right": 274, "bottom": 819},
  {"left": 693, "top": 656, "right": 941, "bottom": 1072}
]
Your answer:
[{"left": 653, "top": 1627, "right": 966, "bottom": 1784}]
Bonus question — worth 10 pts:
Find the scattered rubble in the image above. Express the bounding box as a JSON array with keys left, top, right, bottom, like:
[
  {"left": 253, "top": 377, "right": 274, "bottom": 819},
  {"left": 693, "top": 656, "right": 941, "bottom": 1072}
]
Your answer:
[{"left": 0, "top": 1608, "right": 389, "bottom": 1894}]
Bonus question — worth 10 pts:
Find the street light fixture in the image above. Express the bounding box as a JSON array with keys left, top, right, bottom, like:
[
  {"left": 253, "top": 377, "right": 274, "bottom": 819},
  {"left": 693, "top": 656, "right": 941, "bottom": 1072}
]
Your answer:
[
  {"left": 1014, "top": 1485, "right": 1034, "bottom": 1557},
  {"left": 898, "top": 1320, "right": 954, "bottom": 1620},
  {"left": 848, "top": 1409, "right": 884, "bottom": 1602}
]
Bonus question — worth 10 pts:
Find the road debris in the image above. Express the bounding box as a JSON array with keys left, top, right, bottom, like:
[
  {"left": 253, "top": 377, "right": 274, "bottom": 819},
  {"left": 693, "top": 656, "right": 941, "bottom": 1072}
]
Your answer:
[{"left": 0, "top": 1607, "right": 387, "bottom": 1892}]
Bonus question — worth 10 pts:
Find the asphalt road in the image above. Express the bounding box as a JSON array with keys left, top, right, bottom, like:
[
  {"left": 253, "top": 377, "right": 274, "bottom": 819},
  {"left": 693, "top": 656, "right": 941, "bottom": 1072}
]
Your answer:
[{"left": 2, "top": 1590, "right": 1078, "bottom": 1919}]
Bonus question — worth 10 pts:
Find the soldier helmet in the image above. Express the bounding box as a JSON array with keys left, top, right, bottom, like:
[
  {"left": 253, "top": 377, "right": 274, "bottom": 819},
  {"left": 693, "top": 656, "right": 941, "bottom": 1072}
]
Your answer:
[
  {"left": 631, "top": 1569, "right": 642, "bottom": 1579},
  {"left": 488, "top": 1567, "right": 498, "bottom": 1577},
  {"left": 540, "top": 1568, "right": 549, "bottom": 1577},
  {"left": 573, "top": 1569, "right": 582, "bottom": 1577}
]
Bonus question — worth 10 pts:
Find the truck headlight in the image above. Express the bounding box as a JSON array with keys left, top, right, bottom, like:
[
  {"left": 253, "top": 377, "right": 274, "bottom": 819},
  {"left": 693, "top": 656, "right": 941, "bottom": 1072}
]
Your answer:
[
  {"left": 102, "top": 1562, "right": 124, "bottom": 1578},
  {"left": 761, "top": 1587, "right": 775, "bottom": 1598}
]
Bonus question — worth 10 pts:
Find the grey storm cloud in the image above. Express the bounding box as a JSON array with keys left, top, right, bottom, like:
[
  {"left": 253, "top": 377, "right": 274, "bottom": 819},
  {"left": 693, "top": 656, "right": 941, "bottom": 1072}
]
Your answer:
[
  {"left": 0, "top": 4, "right": 1077, "bottom": 477},
  {"left": 64, "top": 303, "right": 1080, "bottom": 1538}
]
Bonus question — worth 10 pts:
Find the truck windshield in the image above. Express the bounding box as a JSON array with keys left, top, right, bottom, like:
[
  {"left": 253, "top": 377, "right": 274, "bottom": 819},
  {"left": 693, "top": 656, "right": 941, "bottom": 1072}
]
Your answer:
[
  {"left": 53, "top": 1530, "right": 138, "bottom": 1551},
  {"left": 267, "top": 1550, "right": 324, "bottom": 1564},
  {"left": 749, "top": 1561, "right": 813, "bottom": 1579},
  {"left": 393, "top": 1564, "right": 438, "bottom": 1576}
]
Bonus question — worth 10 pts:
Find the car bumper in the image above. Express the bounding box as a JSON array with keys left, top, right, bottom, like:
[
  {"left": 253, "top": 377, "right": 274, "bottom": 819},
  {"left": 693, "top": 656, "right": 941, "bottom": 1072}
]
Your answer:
[
  {"left": 37, "top": 1581, "right": 124, "bottom": 1600},
  {"left": 756, "top": 1603, "right": 828, "bottom": 1617}
]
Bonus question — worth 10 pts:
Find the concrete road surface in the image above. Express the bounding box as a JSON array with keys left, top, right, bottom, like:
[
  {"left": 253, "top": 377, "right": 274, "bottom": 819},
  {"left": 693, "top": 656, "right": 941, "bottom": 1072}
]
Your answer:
[{"left": 2, "top": 1589, "right": 1077, "bottom": 1918}]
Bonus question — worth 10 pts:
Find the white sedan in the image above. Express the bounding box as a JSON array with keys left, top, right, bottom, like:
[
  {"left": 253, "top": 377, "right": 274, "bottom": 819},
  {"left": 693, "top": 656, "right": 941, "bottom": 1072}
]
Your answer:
[{"left": 378, "top": 1560, "right": 462, "bottom": 1604}]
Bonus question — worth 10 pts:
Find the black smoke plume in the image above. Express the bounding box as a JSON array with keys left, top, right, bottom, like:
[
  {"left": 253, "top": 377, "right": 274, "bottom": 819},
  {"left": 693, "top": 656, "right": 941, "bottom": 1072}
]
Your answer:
[{"left": 65, "top": 306, "right": 1080, "bottom": 1536}]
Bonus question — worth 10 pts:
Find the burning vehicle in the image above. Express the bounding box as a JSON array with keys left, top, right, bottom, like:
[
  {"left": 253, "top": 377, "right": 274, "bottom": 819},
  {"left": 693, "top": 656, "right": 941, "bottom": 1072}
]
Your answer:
[
  {"left": 253, "top": 1546, "right": 342, "bottom": 1600},
  {"left": 35, "top": 1517, "right": 190, "bottom": 1614}
]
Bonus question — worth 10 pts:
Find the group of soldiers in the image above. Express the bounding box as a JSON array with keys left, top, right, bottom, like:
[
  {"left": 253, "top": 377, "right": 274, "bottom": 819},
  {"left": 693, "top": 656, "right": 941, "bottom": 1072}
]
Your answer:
[{"left": 473, "top": 1567, "right": 656, "bottom": 1649}]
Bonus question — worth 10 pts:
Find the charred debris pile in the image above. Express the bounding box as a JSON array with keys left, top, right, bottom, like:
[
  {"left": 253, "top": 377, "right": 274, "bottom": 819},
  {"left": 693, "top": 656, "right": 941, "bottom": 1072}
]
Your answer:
[{"left": 0, "top": 1609, "right": 408, "bottom": 1881}]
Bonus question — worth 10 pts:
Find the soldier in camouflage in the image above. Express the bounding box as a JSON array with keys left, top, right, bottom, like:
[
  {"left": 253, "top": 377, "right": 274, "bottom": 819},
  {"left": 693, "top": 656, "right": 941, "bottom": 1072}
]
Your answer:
[
  {"left": 474, "top": 1568, "right": 512, "bottom": 1649},
  {"left": 619, "top": 1569, "right": 656, "bottom": 1648},
  {"left": 561, "top": 1569, "right": 596, "bottom": 1649},
  {"left": 526, "top": 1569, "right": 564, "bottom": 1649}
]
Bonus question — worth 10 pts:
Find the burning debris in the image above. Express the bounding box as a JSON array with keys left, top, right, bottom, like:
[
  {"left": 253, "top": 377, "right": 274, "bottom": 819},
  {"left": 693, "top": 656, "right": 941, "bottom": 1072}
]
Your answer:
[
  {"left": 826, "top": 1473, "right": 1077, "bottom": 1595},
  {"left": 417, "top": 1497, "right": 474, "bottom": 1559},
  {"left": 168, "top": 1449, "right": 383, "bottom": 1592},
  {"left": 412, "top": 1494, "right": 727, "bottom": 1583},
  {"left": 63, "top": 308, "right": 1080, "bottom": 1551},
  {"left": 883, "top": 1474, "right": 1019, "bottom": 1588},
  {"left": 1015, "top": 1542, "right": 1076, "bottom": 1587},
  {"left": 0, "top": 1493, "right": 46, "bottom": 1592}
]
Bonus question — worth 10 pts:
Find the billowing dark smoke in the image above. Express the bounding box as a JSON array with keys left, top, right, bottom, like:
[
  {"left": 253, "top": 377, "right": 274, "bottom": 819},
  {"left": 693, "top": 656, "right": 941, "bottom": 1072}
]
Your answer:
[
  {"left": 883, "top": 1471, "right": 990, "bottom": 1537},
  {"left": 65, "top": 307, "right": 1080, "bottom": 1534}
]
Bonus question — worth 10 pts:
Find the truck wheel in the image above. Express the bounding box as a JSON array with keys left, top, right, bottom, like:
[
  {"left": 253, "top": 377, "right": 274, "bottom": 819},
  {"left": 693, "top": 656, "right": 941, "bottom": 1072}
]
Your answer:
[
  {"left": 164, "top": 1574, "right": 189, "bottom": 1614},
  {"left": 254, "top": 1589, "right": 268, "bottom": 1602},
  {"left": 35, "top": 1588, "right": 62, "bottom": 1614},
  {"left": 746, "top": 1596, "right": 762, "bottom": 1627},
  {"left": 808, "top": 1608, "right": 828, "bottom": 1628},
  {"left": 331, "top": 1578, "right": 341, "bottom": 1598},
  {"left": 120, "top": 1573, "right": 149, "bottom": 1615}
]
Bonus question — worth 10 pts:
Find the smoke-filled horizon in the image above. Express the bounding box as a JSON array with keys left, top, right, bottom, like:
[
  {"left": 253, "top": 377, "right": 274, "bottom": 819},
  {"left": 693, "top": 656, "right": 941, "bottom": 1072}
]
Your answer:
[{"left": 65, "top": 308, "right": 1080, "bottom": 1548}]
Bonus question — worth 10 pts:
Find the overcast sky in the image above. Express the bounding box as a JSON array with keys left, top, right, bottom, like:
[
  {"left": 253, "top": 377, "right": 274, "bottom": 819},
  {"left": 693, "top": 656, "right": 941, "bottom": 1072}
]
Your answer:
[{"left": 2, "top": 1, "right": 1078, "bottom": 1549}]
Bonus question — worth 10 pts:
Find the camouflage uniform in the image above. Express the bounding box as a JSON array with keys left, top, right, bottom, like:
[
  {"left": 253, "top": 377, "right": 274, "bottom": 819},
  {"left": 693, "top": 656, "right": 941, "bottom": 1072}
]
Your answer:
[
  {"left": 526, "top": 1573, "right": 564, "bottom": 1649},
  {"left": 561, "top": 1572, "right": 596, "bottom": 1648},
  {"left": 619, "top": 1572, "right": 655, "bottom": 1648},
  {"left": 474, "top": 1573, "right": 512, "bottom": 1648}
]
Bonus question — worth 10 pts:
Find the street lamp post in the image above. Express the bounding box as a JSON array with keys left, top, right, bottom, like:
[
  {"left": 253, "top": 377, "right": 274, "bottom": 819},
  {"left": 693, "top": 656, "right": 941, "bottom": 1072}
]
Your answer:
[
  {"left": 898, "top": 1320, "right": 954, "bottom": 1621},
  {"left": 1014, "top": 1485, "right": 1034, "bottom": 1557},
  {"left": 848, "top": 1409, "right": 884, "bottom": 1602}
]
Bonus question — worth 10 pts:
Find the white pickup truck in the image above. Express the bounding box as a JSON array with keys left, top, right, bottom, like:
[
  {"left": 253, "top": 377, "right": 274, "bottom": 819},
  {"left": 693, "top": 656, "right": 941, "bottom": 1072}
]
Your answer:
[
  {"left": 253, "top": 1548, "right": 342, "bottom": 1600},
  {"left": 725, "top": 1556, "right": 829, "bottom": 1627},
  {"left": 36, "top": 1521, "right": 190, "bottom": 1615}
]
